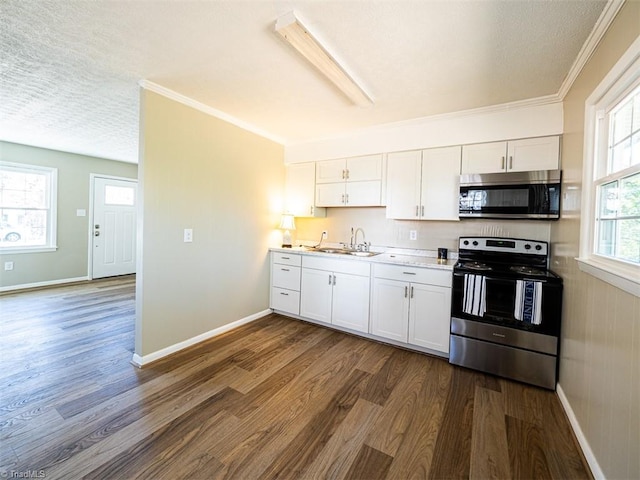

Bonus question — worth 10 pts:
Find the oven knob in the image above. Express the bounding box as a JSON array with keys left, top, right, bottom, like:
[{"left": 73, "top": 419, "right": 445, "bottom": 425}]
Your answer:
[
  {"left": 463, "top": 240, "right": 469, "bottom": 246},
  {"left": 472, "top": 241, "right": 479, "bottom": 246},
  {"left": 535, "top": 245, "right": 542, "bottom": 251},
  {"left": 524, "top": 244, "right": 531, "bottom": 250}
]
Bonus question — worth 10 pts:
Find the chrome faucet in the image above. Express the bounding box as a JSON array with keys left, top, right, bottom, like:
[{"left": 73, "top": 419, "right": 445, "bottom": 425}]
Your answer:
[{"left": 351, "top": 227, "right": 369, "bottom": 251}]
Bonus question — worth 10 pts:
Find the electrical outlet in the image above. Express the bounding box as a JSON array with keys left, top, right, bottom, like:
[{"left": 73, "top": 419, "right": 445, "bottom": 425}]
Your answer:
[
  {"left": 322, "top": 230, "right": 328, "bottom": 239},
  {"left": 4, "top": 261, "right": 14, "bottom": 271},
  {"left": 183, "top": 228, "right": 193, "bottom": 243},
  {"left": 409, "top": 230, "right": 417, "bottom": 241}
]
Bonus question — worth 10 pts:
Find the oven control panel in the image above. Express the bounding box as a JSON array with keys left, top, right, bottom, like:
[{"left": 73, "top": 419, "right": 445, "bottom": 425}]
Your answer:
[{"left": 459, "top": 237, "right": 548, "bottom": 256}]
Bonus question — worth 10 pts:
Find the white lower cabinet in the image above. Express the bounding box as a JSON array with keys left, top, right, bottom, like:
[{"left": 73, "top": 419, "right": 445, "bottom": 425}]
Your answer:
[
  {"left": 271, "top": 251, "right": 452, "bottom": 356},
  {"left": 300, "top": 256, "right": 370, "bottom": 333},
  {"left": 270, "top": 252, "right": 302, "bottom": 315},
  {"left": 370, "top": 264, "right": 452, "bottom": 354}
]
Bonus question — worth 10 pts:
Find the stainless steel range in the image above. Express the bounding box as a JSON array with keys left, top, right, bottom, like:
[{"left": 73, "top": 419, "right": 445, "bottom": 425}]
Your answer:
[{"left": 449, "top": 237, "right": 563, "bottom": 389}]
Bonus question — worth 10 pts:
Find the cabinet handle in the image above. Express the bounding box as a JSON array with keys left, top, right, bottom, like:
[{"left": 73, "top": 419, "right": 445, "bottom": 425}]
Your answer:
[
  {"left": 345, "top": 193, "right": 349, "bottom": 204},
  {"left": 346, "top": 169, "right": 350, "bottom": 180},
  {"left": 328, "top": 274, "right": 333, "bottom": 285},
  {"left": 281, "top": 256, "right": 290, "bottom": 260},
  {"left": 501, "top": 156, "right": 505, "bottom": 170},
  {"left": 509, "top": 156, "right": 513, "bottom": 170},
  {"left": 404, "top": 286, "right": 408, "bottom": 298},
  {"left": 411, "top": 286, "right": 414, "bottom": 298},
  {"left": 310, "top": 206, "right": 314, "bottom": 215},
  {"left": 281, "top": 268, "right": 290, "bottom": 272},
  {"left": 342, "top": 169, "right": 346, "bottom": 179},
  {"left": 416, "top": 205, "right": 419, "bottom": 217},
  {"left": 421, "top": 205, "right": 424, "bottom": 216},
  {"left": 280, "top": 292, "right": 289, "bottom": 296},
  {"left": 333, "top": 275, "right": 336, "bottom": 286},
  {"left": 403, "top": 271, "right": 416, "bottom": 275},
  {"left": 341, "top": 194, "right": 345, "bottom": 204}
]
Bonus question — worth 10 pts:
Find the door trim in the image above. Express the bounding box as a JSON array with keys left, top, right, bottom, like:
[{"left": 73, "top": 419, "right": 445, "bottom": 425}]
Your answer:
[{"left": 88, "top": 173, "right": 138, "bottom": 280}]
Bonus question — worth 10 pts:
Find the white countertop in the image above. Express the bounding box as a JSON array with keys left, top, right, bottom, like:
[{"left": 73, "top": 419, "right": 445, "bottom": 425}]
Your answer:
[{"left": 270, "top": 245, "right": 456, "bottom": 271}]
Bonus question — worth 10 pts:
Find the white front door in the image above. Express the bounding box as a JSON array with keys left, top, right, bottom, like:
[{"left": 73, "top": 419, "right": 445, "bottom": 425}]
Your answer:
[{"left": 92, "top": 176, "right": 137, "bottom": 279}]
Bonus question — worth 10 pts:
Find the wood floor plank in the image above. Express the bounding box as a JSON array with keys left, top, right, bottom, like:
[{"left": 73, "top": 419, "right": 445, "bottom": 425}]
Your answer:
[
  {"left": 384, "top": 356, "right": 452, "bottom": 479},
  {"left": 0, "top": 278, "right": 592, "bottom": 480},
  {"left": 469, "top": 386, "right": 511, "bottom": 479},
  {"left": 344, "top": 443, "right": 394, "bottom": 480},
  {"left": 506, "top": 414, "right": 553, "bottom": 480},
  {"left": 301, "top": 398, "right": 382, "bottom": 480},
  {"left": 426, "top": 366, "right": 477, "bottom": 479}
]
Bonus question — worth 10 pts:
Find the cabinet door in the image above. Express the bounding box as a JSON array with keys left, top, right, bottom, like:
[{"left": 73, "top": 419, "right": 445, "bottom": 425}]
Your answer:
[
  {"left": 285, "top": 163, "right": 326, "bottom": 218},
  {"left": 332, "top": 273, "right": 370, "bottom": 333},
  {"left": 300, "top": 268, "right": 333, "bottom": 323},
  {"left": 346, "top": 154, "right": 383, "bottom": 182},
  {"left": 421, "top": 146, "right": 461, "bottom": 220},
  {"left": 315, "top": 183, "right": 346, "bottom": 207},
  {"left": 316, "top": 159, "right": 346, "bottom": 183},
  {"left": 408, "top": 283, "right": 451, "bottom": 354},
  {"left": 345, "top": 181, "right": 382, "bottom": 206},
  {"left": 370, "top": 277, "right": 409, "bottom": 342},
  {"left": 461, "top": 141, "right": 507, "bottom": 174},
  {"left": 386, "top": 150, "right": 422, "bottom": 219},
  {"left": 507, "top": 136, "right": 560, "bottom": 172}
]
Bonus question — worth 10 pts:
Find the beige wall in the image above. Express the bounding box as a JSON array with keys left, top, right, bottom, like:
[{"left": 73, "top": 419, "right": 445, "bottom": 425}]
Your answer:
[
  {"left": 552, "top": 3, "right": 640, "bottom": 478},
  {"left": 137, "top": 90, "right": 284, "bottom": 356},
  {"left": 0, "top": 141, "right": 137, "bottom": 289}
]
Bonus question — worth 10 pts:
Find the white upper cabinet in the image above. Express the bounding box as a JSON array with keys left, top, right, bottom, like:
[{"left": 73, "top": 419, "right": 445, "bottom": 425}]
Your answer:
[
  {"left": 315, "top": 154, "right": 385, "bottom": 207},
  {"left": 386, "top": 146, "right": 460, "bottom": 221},
  {"left": 285, "top": 163, "right": 326, "bottom": 218},
  {"left": 421, "top": 146, "right": 461, "bottom": 220},
  {"left": 506, "top": 136, "right": 561, "bottom": 172},
  {"left": 461, "top": 135, "right": 560, "bottom": 174}
]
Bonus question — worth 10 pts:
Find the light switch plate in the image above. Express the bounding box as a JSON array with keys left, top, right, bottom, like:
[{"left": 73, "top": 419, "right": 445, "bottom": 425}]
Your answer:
[
  {"left": 183, "top": 228, "right": 193, "bottom": 243},
  {"left": 409, "top": 230, "right": 417, "bottom": 240},
  {"left": 4, "top": 261, "right": 14, "bottom": 271}
]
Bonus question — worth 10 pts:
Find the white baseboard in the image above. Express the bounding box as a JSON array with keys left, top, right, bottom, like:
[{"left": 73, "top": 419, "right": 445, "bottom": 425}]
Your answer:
[
  {"left": 130, "top": 309, "right": 272, "bottom": 367},
  {"left": 556, "top": 383, "right": 605, "bottom": 479},
  {"left": 0, "top": 276, "right": 90, "bottom": 293}
]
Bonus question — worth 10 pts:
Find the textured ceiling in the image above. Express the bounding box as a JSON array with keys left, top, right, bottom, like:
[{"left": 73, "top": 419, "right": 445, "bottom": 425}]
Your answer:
[{"left": 0, "top": 0, "right": 608, "bottom": 163}]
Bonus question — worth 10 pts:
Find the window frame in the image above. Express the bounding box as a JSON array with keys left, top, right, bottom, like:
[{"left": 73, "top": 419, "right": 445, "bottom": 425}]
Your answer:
[
  {"left": 578, "top": 37, "right": 640, "bottom": 298},
  {"left": 0, "top": 161, "right": 58, "bottom": 254}
]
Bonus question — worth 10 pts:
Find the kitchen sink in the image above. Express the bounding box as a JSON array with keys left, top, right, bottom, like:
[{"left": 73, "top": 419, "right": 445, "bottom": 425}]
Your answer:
[{"left": 309, "top": 246, "right": 380, "bottom": 257}]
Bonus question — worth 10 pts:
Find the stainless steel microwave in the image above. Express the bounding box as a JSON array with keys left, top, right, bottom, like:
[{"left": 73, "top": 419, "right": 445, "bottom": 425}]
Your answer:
[{"left": 459, "top": 170, "right": 561, "bottom": 220}]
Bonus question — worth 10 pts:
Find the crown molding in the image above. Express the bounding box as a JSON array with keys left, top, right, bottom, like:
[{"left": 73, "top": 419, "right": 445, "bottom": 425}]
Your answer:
[
  {"left": 138, "top": 80, "right": 286, "bottom": 145},
  {"left": 557, "top": 0, "right": 627, "bottom": 100}
]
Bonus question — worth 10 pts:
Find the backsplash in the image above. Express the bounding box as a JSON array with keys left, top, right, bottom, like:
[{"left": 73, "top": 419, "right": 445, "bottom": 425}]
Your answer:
[{"left": 293, "top": 207, "right": 552, "bottom": 252}]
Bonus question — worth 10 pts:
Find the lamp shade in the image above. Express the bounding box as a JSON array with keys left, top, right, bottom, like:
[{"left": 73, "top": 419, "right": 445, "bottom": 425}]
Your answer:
[{"left": 279, "top": 213, "right": 296, "bottom": 230}]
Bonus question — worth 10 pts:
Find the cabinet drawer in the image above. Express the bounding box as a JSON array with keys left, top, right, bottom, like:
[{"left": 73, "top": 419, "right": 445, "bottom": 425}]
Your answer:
[
  {"left": 373, "top": 263, "right": 451, "bottom": 287},
  {"left": 302, "top": 256, "right": 371, "bottom": 276},
  {"left": 272, "top": 252, "right": 302, "bottom": 266},
  {"left": 272, "top": 265, "right": 301, "bottom": 290},
  {"left": 271, "top": 287, "right": 300, "bottom": 315}
]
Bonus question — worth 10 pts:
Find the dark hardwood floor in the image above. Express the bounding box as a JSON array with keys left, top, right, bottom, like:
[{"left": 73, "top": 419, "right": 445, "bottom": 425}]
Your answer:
[{"left": 0, "top": 277, "right": 591, "bottom": 479}]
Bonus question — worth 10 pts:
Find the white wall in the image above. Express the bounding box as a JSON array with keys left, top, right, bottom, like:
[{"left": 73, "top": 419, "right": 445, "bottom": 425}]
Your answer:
[
  {"left": 285, "top": 101, "right": 563, "bottom": 163},
  {"left": 136, "top": 89, "right": 284, "bottom": 360}
]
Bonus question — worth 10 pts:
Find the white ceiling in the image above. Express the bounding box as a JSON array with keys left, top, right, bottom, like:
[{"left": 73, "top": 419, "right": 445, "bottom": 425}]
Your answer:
[{"left": 1, "top": 0, "right": 609, "bottom": 164}]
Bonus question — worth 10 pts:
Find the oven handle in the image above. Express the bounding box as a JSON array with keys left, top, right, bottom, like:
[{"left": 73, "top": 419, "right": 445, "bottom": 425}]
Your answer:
[{"left": 453, "top": 271, "right": 552, "bottom": 283}]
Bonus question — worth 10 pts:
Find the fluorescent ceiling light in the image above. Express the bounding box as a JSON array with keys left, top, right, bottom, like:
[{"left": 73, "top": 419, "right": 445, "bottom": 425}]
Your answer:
[{"left": 275, "top": 11, "right": 373, "bottom": 107}]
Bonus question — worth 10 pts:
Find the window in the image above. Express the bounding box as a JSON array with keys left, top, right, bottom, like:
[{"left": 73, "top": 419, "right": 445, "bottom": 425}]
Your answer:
[
  {"left": 580, "top": 38, "right": 640, "bottom": 297},
  {"left": 594, "top": 86, "right": 640, "bottom": 264},
  {"left": 0, "top": 162, "right": 58, "bottom": 252}
]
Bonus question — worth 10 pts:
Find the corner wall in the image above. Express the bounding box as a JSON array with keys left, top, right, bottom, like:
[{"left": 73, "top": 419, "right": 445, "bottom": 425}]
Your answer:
[
  {"left": 0, "top": 141, "right": 138, "bottom": 289},
  {"left": 136, "top": 89, "right": 284, "bottom": 358},
  {"left": 552, "top": 3, "right": 640, "bottom": 478}
]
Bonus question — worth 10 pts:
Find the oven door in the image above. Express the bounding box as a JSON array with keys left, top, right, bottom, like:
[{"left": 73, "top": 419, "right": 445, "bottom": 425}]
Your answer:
[
  {"left": 451, "top": 271, "right": 562, "bottom": 337},
  {"left": 458, "top": 183, "right": 560, "bottom": 219}
]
